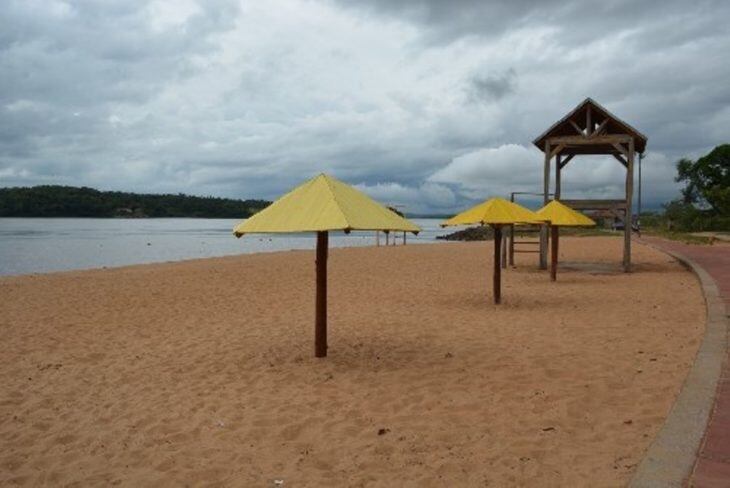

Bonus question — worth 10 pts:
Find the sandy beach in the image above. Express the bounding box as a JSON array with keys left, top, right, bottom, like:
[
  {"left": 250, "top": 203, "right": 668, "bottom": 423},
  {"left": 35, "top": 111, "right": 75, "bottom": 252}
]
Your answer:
[{"left": 0, "top": 237, "right": 704, "bottom": 487}]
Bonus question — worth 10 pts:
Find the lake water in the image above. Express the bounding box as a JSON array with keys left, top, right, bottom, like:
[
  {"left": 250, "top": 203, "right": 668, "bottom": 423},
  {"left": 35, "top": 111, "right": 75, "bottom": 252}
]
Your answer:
[{"left": 0, "top": 218, "right": 450, "bottom": 276}]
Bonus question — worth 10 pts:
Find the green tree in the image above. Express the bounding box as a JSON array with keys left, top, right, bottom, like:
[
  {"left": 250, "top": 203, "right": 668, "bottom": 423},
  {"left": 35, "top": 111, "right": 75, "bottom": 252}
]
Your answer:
[{"left": 676, "top": 144, "right": 730, "bottom": 214}]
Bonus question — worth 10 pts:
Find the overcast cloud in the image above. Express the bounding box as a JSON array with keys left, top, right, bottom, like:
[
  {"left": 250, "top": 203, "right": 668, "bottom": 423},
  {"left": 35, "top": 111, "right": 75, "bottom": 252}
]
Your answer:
[{"left": 1, "top": 0, "right": 728, "bottom": 213}]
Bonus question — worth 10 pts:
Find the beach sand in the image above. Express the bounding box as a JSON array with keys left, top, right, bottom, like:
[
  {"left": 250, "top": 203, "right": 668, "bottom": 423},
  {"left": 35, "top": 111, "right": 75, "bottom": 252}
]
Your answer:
[{"left": 0, "top": 237, "right": 705, "bottom": 487}]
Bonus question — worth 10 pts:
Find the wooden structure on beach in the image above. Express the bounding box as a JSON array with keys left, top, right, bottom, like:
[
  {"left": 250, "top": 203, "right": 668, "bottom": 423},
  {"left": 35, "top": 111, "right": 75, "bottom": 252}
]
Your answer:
[
  {"left": 533, "top": 98, "right": 647, "bottom": 272},
  {"left": 376, "top": 206, "right": 409, "bottom": 246},
  {"left": 504, "top": 191, "right": 551, "bottom": 268}
]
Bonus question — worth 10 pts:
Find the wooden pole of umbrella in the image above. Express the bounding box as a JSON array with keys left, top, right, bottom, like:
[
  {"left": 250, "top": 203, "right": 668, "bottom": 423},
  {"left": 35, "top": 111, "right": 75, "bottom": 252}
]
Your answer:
[
  {"left": 535, "top": 201, "right": 596, "bottom": 282},
  {"left": 315, "top": 231, "right": 328, "bottom": 357},
  {"left": 492, "top": 224, "right": 502, "bottom": 304},
  {"left": 550, "top": 224, "right": 559, "bottom": 282}
]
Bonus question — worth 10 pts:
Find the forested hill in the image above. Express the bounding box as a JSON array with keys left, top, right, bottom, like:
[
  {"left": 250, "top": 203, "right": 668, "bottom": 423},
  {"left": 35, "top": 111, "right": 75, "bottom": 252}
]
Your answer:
[{"left": 0, "top": 185, "right": 271, "bottom": 218}]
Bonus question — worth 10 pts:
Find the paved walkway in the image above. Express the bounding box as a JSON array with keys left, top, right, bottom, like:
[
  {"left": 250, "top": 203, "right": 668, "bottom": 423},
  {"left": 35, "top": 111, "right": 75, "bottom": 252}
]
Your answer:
[{"left": 640, "top": 237, "right": 730, "bottom": 487}]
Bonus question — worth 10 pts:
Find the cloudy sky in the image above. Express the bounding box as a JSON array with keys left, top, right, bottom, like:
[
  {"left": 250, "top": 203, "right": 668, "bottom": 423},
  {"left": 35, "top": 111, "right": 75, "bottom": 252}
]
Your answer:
[{"left": 1, "top": 0, "right": 728, "bottom": 213}]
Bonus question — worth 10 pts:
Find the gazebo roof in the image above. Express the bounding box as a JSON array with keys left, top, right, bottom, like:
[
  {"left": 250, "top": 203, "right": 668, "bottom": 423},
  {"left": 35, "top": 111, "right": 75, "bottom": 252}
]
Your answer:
[{"left": 533, "top": 98, "right": 647, "bottom": 154}]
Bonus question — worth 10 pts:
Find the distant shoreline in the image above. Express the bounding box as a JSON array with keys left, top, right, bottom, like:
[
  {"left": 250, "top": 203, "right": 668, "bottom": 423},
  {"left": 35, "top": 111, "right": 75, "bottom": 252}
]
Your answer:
[{"left": 0, "top": 185, "right": 270, "bottom": 218}]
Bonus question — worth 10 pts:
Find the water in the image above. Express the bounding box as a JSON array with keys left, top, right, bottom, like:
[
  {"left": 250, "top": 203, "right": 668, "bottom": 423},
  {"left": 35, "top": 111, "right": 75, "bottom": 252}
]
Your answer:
[{"left": 0, "top": 218, "right": 450, "bottom": 276}]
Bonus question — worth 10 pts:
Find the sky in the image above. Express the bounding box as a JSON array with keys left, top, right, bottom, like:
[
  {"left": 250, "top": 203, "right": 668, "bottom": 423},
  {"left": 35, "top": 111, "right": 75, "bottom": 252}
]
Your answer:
[{"left": 1, "top": 0, "right": 729, "bottom": 214}]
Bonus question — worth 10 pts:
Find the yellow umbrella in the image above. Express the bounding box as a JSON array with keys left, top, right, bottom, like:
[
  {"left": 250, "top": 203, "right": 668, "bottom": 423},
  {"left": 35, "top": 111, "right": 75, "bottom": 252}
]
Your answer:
[
  {"left": 442, "top": 197, "right": 542, "bottom": 304},
  {"left": 234, "top": 173, "right": 420, "bottom": 357},
  {"left": 535, "top": 200, "right": 596, "bottom": 281}
]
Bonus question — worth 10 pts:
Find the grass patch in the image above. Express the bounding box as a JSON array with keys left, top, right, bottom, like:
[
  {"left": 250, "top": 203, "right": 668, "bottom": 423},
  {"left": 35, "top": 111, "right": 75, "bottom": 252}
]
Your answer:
[{"left": 642, "top": 228, "right": 714, "bottom": 245}]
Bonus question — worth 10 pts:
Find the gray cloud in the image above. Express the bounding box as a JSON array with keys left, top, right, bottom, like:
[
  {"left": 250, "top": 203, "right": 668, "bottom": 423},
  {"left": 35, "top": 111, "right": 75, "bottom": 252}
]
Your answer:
[
  {"left": 1, "top": 0, "right": 729, "bottom": 213},
  {"left": 467, "top": 68, "right": 517, "bottom": 103}
]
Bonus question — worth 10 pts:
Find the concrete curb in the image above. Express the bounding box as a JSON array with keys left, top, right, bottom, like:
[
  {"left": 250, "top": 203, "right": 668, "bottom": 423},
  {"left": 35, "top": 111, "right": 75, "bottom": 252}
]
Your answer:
[{"left": 629, "top": 243, "right": 729, "bottom": 488}]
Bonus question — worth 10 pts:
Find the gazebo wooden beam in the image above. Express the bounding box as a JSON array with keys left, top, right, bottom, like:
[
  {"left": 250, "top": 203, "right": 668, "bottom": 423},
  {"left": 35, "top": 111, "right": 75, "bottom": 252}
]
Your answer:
[
  {"left": 549, "top": 143, "right": 565, "bottom": 159},
  {"left": 592, "top": 118, "right": 610, "bottom": 137},
  {"left": 560, "top": 199, "right": 626, "bottom": 210},
  {"left": 611, "top": 141, "right": 629, "bottom": 156},
  {"left": 559, "top": 154, "right": 575, "bottom": 169},
  {"left": 547, "top": 134, "right": 632, "bottom": 146},
  {"left": 562, "top": 147, "right": 628, "bottom": 155},
  {"left": 613, "top": 153, "right": 628, "bottom": 168},
  {"left": 569, "top": 119, "right": 583, "bottom": 135}
]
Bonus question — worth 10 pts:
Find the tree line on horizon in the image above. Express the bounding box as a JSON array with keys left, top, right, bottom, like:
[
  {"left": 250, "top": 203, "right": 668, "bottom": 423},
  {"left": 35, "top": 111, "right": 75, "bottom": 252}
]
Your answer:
[{"left": 0, "top": 185, "right": 271, "bottom": 218}]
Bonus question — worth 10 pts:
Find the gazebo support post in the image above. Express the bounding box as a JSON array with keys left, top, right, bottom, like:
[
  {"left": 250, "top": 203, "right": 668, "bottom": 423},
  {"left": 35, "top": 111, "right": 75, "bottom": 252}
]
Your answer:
[
  {"left": 624, "top": 138, "right": 634, "bottom": 272},
  {"left": 550, "top": 225, "right": 559, "bottom": 281},
  {"left": 315, "top": 231, "right": 328, "bottom": 357},
  {"left": 540, "top": 142, "right": 550, "bottom": 269},
  {"left": 555, "top": 154, "right": 562, "bottom": 199},
  {"left": 552, "top": 153, "right": 561, "bottom": 282},
  {"left": 493, "top": 224, "right": 502, "bottom": 304}
]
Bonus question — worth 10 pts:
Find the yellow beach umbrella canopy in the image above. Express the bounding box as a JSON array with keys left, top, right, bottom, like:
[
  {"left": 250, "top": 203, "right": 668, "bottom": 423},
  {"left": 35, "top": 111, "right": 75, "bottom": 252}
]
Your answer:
[
  {"left": 536, "top": 200, "right": 596, "bottom": 227},
  {"left": 234, "top": 173, "right": 420, "bottom": 236},
  {"left": 442, "top": 197, "right": 542, "bottom": 227},
  {"left": 441, "top": 197, "right": 542, "bottom": 305},
  {"left": 233, "top": 173, "right": 420, "bottom": 358}
]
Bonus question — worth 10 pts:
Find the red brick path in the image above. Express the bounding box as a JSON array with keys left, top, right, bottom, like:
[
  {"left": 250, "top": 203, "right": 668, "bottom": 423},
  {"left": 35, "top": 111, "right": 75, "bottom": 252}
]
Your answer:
[{"left": 641, "top": 237, "right": 730, "bottom": 487}]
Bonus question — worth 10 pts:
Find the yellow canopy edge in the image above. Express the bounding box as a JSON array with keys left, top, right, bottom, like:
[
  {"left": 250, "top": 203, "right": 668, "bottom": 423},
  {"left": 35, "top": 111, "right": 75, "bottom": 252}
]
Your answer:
[
  {"left": 233, "top": 174, "right": 421, "bottom": 236},
  {"left": 536, "top": 200, "right": 596, "bottom": 227},
  {"left": 442, "top": 197, "right": 542, "bottom": 227}
]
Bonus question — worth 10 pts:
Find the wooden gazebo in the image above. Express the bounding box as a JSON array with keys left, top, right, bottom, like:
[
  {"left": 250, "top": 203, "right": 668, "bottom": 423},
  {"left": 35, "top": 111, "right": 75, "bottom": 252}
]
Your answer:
[{"left": 533, "top": 98, "right": 647, "bottom": 272}]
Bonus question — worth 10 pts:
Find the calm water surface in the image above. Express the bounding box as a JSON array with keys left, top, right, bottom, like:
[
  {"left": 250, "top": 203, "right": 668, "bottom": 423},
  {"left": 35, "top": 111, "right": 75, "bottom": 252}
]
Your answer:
[{"left": 0, "top": 218, "right": 450, "bottom": 276}]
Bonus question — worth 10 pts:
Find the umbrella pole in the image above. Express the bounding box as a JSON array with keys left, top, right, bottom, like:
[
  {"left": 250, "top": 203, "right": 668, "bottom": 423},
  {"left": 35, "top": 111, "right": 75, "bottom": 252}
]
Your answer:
[
  {"left": 315, "top": 231, "right": 328, "bottom": 357},
  {"left": 550, "top": 225, "right": 559, "bottom": 282},
  {"left": 493, "top": 225, "right": 502, "bottom": 304}
]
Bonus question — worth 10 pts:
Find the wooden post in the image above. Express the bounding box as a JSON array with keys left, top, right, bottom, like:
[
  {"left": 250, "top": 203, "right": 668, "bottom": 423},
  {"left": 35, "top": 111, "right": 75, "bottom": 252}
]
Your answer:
[
  {"left": 315, "top": 231, "right": 328, "bottom": 357},
  {"left": 501, "top": 230, "right": 507, "bottom": 269},
  {"left": 376, "top": 231, "right": 380, "bottom": 247},
  {"left": 638, "top": 152, "right": 643, "bottom": 237},
  {"left": 385, "top": 231, "right": 389, "bottom": 246},
  {"left": 493, "top": 225, "right": 502, "bottom": 304},
  {"left": 540, "top": 142, "right": 551, "bottom": 269},
  {"left": 508, "top": 224, "right": 514, "bottom": 266},
  {"left": 624, "top": 138, "right": 634, "bottom": 272},
  {"left": 550, "top": 225, "right": 559, "bottom": 282},
  {"left": 586, "top": 104, "right": 592, "bottom": 135},
  {"left": 555, "top": 154, "right": 562, "bottom": 200},
  {"left": 403, "top": 231, "right": 406, "bottom": 245},
  {"left": 554, "top": 155, "right": 562, "bottom": 282}
]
